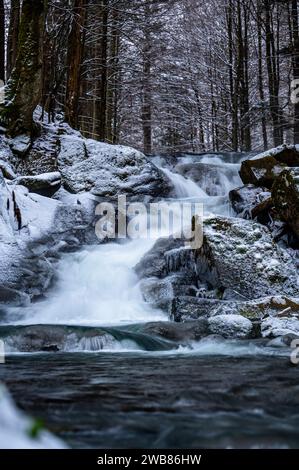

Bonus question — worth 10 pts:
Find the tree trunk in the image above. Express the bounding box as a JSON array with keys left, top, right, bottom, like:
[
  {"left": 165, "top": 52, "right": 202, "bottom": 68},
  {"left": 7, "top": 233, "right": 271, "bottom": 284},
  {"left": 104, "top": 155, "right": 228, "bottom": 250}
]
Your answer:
[
  {"left": 141, "top": 4, "right": 153, "bottom": 155},
  {"left": 7, "top": 0, "right": 20, "bottom": 80},
  {"left": 0, "top": 0, "right": 45, "bottom": 136},
  {"left": 291, "top": 0, "right": 299, "bottom": 143},
  {"left": 94, "top": 0, "right": 109, "bottom": 141},
  {"left": 65, "top": 0, "right": 87, "bottom": 129},
  {"left": 0, "top": 0, "right": 5, "bottom": 83}
]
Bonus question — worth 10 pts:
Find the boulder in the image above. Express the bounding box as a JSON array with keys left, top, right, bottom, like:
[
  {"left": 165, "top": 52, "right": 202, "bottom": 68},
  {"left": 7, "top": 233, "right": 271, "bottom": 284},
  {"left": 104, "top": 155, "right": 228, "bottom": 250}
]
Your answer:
[
  {"left": 140, "top": 319, "right": 209, "bottom": 342},
  {"left": 136, "top": 216, "right": 299, "bottom": 329},
  {"left": 195, "top": 217, "right": 298, "bottom": 299},
  {"left": 239, "top": 155, "right": 286, "bottom": 189},
  {"left": 58, "top": 138, "right": 173, "bottom": 199},
  {"left": 252, "top": 144, "right": 299, "bottom": 167},
  {"left": 208, "top": 314, "right": 253, "bottom": 339},
  {"left": 272, "top": 169, "right": 299, "bottom": 238},
  {"left": 262, "top": 316, "right": 299, "bottom": 338}
]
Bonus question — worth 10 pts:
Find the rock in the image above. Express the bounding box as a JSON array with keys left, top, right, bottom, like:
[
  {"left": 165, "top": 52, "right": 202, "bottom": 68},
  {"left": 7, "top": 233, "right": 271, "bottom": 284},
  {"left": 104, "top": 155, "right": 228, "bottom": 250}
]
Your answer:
[
  {"left": 16, "top": 127, "right": 59, "bottom": 175},
  {"left": 141, "top": 319, "right": 209, "bottom": 342},
  {"left": 59, "top": 138, "right": 173, "bottom": 199},
  {"left": 272, "top": 169, "right": 299, "bottom": 238},
  {"left": 58, "top": 135, "right": 87, "bottom": 167},
  {"left": 252, "top": 144, "right": 299, "bottom": 167},
  {"left": 135, "top": 237, "right": 185, "bottom": 279},
  {"left": 208, "top": 314, "right": 253, "bottom": 339},
  {"left": 15, "top": 172, "right": 61, "bottom": 197},
  {"left": 0, "top": 159, "right": 16, "bottom": 180},
  {"left": 2, "top": 325, "right": 115, "bottom": 353},
  {"left": 262, "top": 316, "right": 299, "bottom": 338},
  {"left": 196, "top": 217, "right": 298, "bottom": 299},
  {"left": 0, "top": 287, "right": 30, "bottom": 306},
  {"left": 171, "top": 295, "right": 299, "bottom": 323},
  {"left": 239, "top": 155, "right": 286, "bottom": 189},
  {"left": 229, "top": 185, "right": 271, "bottom": 221},
  {"left": 10, "top": 135, "right": 31, "bottom": 156}
]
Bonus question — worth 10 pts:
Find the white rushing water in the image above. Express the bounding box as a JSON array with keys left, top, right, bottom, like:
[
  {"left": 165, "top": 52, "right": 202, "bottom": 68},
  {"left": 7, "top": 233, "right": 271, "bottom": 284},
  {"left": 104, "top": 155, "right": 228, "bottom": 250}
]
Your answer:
[
  {"left": 12, "top": 155, "right": 241, "bottom": 328},
  {"left": 162, "top": 168, "right": 208, "bottom": 198}
]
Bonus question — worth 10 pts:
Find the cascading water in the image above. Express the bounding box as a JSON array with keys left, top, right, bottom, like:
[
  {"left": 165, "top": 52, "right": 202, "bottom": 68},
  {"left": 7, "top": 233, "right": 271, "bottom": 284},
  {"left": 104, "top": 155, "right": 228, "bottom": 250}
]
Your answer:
[
  {"left": 6, "top": 154, "right": 241, "bottom": 337},
  {"left": 2, "top": 153, "right": 296, "bottom": 450},
  {"left": 162, "top": 168, "right": 208, "bottom": 199}
]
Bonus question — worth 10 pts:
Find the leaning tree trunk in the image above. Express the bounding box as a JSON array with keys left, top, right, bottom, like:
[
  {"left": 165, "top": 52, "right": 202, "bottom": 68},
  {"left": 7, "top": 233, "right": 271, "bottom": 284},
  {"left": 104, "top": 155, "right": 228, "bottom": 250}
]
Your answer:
[{"left": 0, "top": 0, "right": 46, "bottom": 137}]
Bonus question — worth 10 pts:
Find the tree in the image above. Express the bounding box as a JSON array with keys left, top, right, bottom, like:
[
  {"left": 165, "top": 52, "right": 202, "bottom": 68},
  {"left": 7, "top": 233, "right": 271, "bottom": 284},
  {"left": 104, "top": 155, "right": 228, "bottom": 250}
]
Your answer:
[
  {"left": 6, "top": 0, "right": 20, "bottom": 80},
  {"left": 0, "top": 0, "right": 46, "bottom": 136},
  {"left": 0, "top": 0, "right": 5, "bottom": 84},
  {"left": 65, "top": 0, "right": 87, "bottom": 129}
]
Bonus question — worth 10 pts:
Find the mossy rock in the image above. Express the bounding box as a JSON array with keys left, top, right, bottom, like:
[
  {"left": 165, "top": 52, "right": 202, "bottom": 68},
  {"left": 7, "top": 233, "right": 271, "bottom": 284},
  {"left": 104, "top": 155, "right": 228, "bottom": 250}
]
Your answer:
[{"left": 272, "top": 169, "right": 299, "bottom": 238}]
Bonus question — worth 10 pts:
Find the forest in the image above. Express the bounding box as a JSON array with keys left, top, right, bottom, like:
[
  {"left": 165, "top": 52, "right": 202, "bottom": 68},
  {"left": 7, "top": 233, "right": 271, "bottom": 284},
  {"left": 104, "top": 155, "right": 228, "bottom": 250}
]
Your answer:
[
  {"left": 1, "top": 0, "right": 299, "bottom": 454},
  {"left": 1, "top": 0, "right": 299, "bottom": 154}
]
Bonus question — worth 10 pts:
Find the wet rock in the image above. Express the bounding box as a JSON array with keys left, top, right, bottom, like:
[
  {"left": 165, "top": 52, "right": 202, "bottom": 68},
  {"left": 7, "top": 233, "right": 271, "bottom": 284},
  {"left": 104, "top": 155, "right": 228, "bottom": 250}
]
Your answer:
[
  {"left": 15, "top": 172, "right": 61, "bottom": 197},
  {"left": 239, "top": 155, "right": 286, "bottom": 189},
  {"left": 0, "top": 287, "right": 30, "bottom": 306},
  {"left": 229, "top": 184, "right": 271, "bottom": 221},
  {"left": 1, "top": 325, "right": 115, "bottom": 353},
  {"left": 208, "top": 314, "right": 253, "bottom": 339},
  {"left": 272, "top": 169, "right": 299, "bottom": 238},
  {"left": 139, "top": 273, "right": 195, "bottom": 311},
  {"left": 135, "top": 237, "right": 185, "bottom": 279},
  {"left": 141, "top": 319, "right": 209, "bottom": 342}
]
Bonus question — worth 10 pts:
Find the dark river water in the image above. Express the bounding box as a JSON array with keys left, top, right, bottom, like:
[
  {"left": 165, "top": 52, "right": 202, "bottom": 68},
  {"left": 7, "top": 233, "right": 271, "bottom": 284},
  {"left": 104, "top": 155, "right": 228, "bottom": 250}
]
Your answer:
[{"left": 1, "top": 352, "right": 299, "bottom": 449}]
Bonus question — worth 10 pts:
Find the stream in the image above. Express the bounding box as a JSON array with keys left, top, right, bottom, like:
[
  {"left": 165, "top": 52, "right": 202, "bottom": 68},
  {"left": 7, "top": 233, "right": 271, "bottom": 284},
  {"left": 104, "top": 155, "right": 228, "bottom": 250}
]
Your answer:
[{"left": 0, "top": 153, "right": 298, "bottom": 449}]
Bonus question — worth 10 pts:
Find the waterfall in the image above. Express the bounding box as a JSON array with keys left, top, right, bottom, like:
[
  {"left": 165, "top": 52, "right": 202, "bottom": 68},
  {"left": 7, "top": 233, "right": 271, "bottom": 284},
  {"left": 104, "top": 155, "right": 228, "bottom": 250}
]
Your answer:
[
  {"left": 162, "top": 168, "right": 208, "bottom": 198},
  {"left": 8, "top": 155, "right": 241, "bottom": 329}
]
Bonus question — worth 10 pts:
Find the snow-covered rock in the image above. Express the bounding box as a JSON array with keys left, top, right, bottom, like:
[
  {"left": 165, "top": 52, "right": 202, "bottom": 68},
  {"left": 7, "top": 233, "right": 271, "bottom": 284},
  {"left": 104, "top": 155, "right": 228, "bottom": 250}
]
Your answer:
[
  {"left": 10, "top": 135, "right": 31, "bottom": 157},
  {"left": 208, "top": 314, "right": 253, "bottom": 339},
  {"left": 249, "top": 144, "right": 299, "bottom": 166},
  {"left": 58, "top": 137, "right": 172, "bottom": 199},
  {"left": 229, "top": 185, "right": 271, "bottom": 220},
  {"left": 262, "top": 316, "right": 299, "bottom": 338},
  {"left": 0, "top": 385, "right": 66, "bottom": 449},
  {"left": 14, "top": 172, "right": 61, "bottom": 197}
]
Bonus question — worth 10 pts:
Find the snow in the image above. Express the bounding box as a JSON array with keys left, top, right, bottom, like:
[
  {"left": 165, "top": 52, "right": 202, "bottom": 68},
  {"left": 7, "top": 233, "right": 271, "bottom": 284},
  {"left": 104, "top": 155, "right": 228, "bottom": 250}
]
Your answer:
[
  {"left": 208, "top": 314, "right": 253, "bottom": 339},
  {"left": 16, "top": 172, "right": 61, "bottom": 187},
  {"left": 250, "top": 144, "right": 299, "bottom": 161},
  {"left": 0, "top": 385, "right": 66, "bottom": 449},
  {"left": 10, "top": 135, "right": 31, "bottom": 156},
  {"left": 262, "top": 317, "right": 299, "bottom": 338}
]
